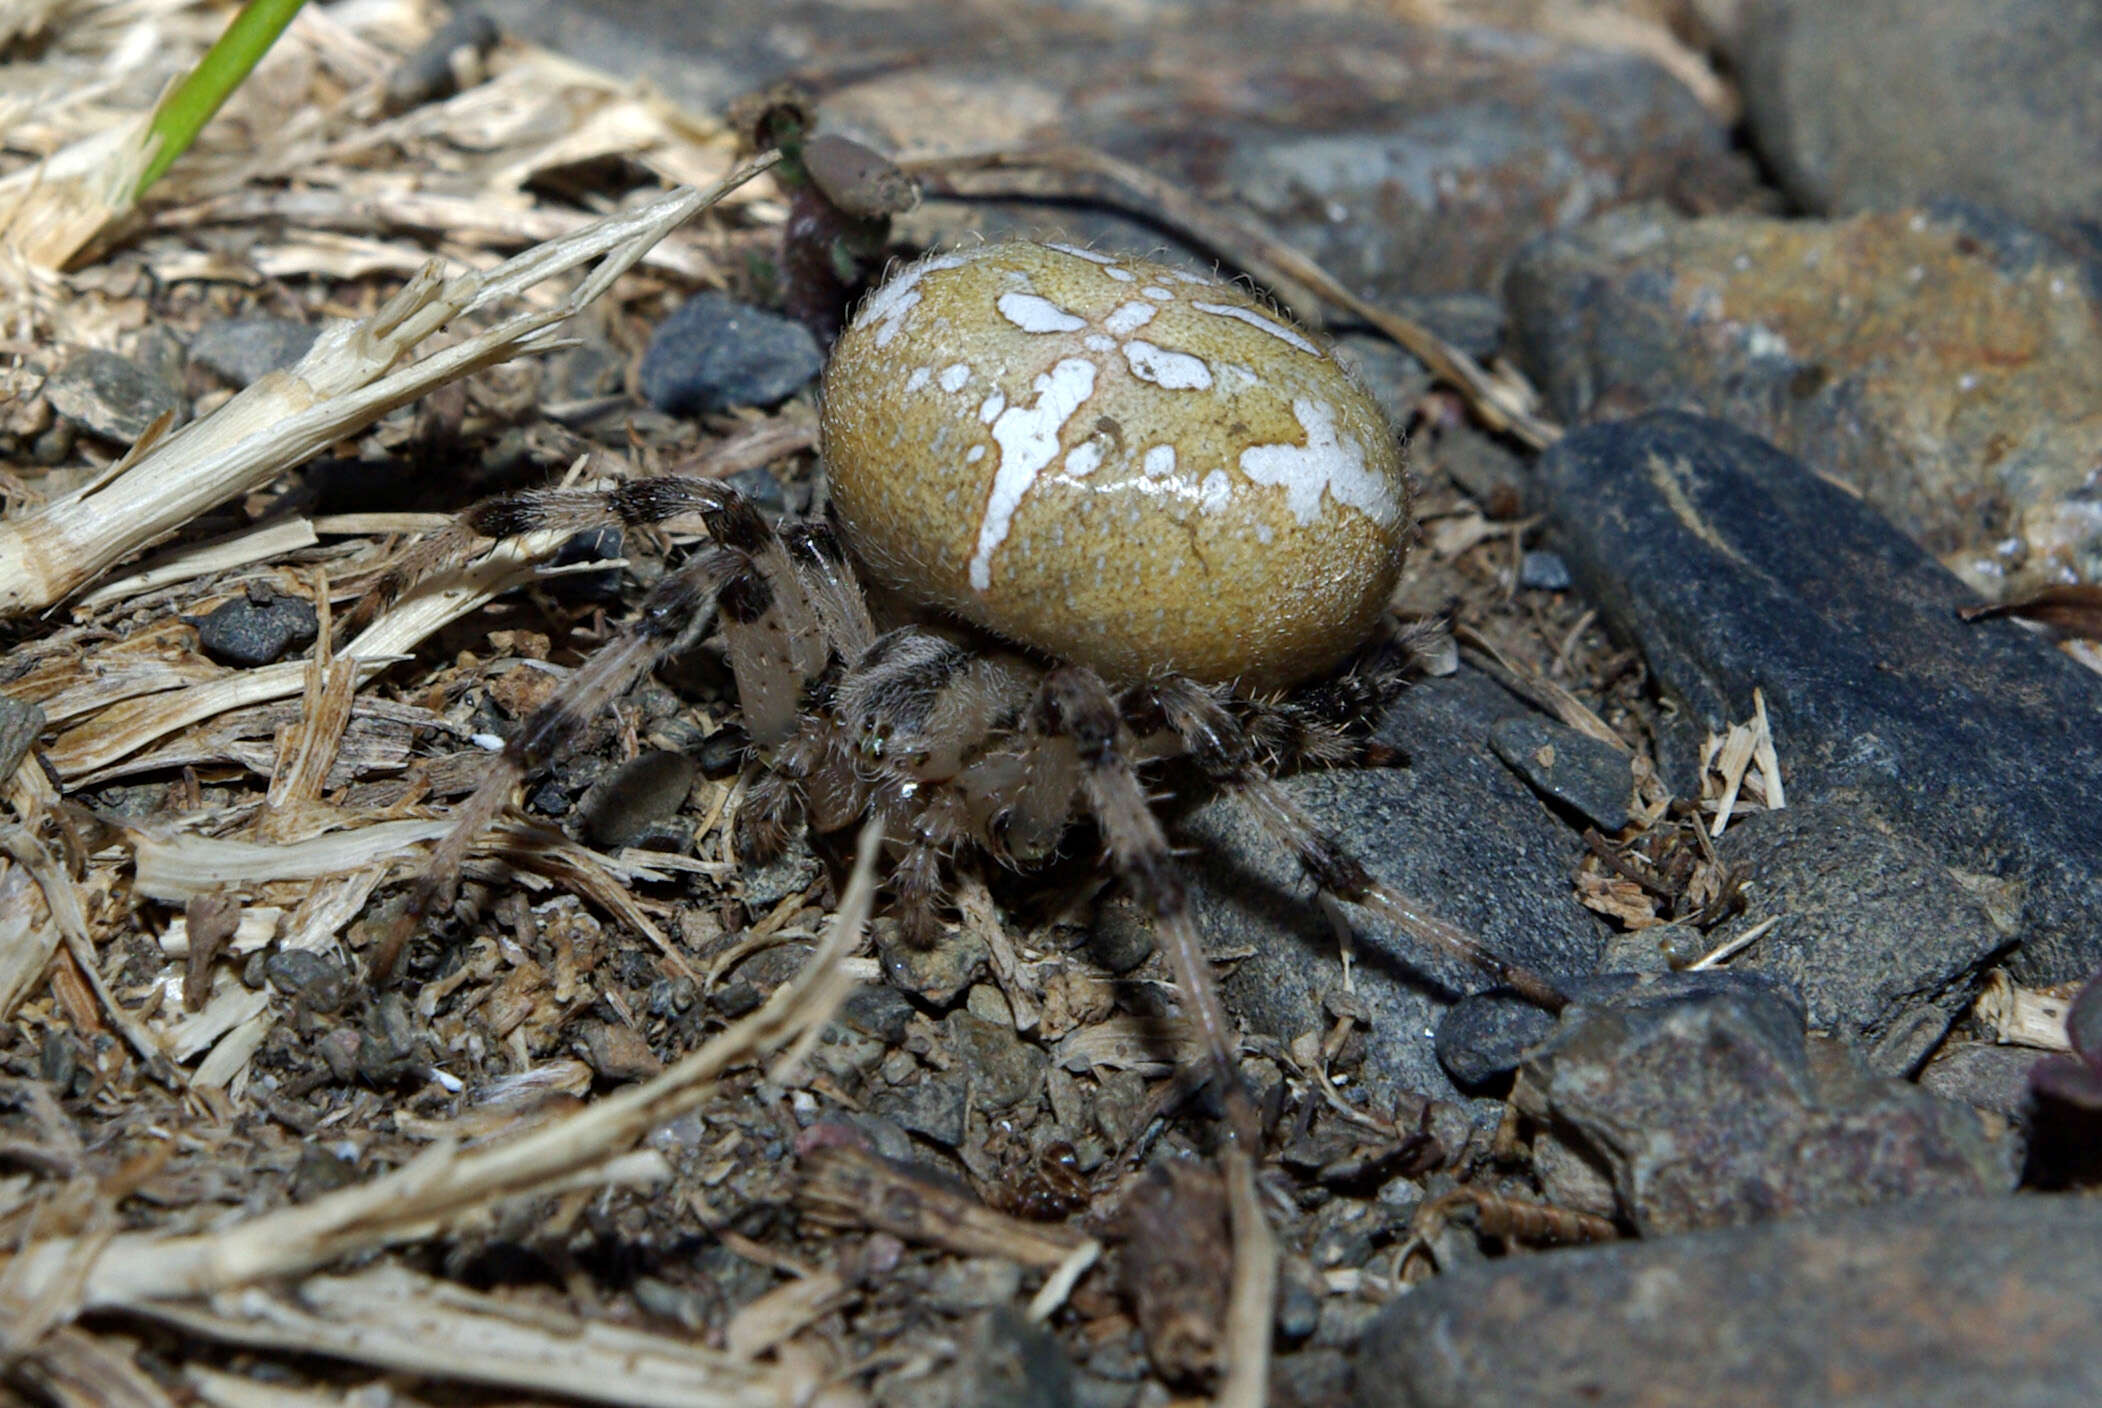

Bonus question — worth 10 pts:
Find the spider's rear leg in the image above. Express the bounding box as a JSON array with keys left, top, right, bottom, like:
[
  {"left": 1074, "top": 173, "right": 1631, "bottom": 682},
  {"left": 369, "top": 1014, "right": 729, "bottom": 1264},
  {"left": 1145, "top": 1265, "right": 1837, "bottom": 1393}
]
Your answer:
[
  {"left": 1143, "top": 676, "right": 1570, "bottom": 1013},
  {"left": 1230, "top": 652, "right": 1416, "bottom": 771},
  {"left": 1035, "top": 666, "right": 1259, "bottom": 1148}
]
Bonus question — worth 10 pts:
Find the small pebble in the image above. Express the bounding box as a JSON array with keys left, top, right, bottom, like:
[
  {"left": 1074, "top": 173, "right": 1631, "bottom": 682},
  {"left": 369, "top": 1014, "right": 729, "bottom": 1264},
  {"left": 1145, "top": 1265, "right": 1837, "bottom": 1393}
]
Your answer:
[
  {"left": 723, "top": 465, "right": 791, "bottom": 517},
  {"left": 44, "top": 349, "right": 184, "bottom": 443},
  {"left": 874, "top": 1073, "right": 968, "bottom": 1147},
  {"left": 384, "top": 7, "right": 500, "bottom": 112},
  {"left": 639, "top": 292, "right": 823, "bottom": 416},
  {"left": 187, "top": 583, "right": 319, "bottom": 667},
  {"left": 577, "top": 1019, "right": 665, "bottom": 1081},
  {"left": 576, "top": 749, "right": 696, "bottom": 849},
  {"left": 188, "top": 316, "right": 319, "bottom": 386},
  {"left": 1518, "top": 549, "right": 1572, "bottom": 591},
  {"left": 837, "top": 985, "right": 916, "bottom": 1043},
  {"left": 740, "top": 834, "right": 822, "bottom": 911},
  {"left": 1486, "top": 714, "right": 1631, "bottom": 832},
  {"left": 262, "top": 949, "right": 351, "bottom": 1014},
  {"left": 945, "top": 1010, "right": 1048, "bottom": 1110},
  {"left": 876, "top": 918, "right": 988, "bottom": 1005},
  {"left": 1086, "top": 891, "right": 1157, "bottom": 975}
]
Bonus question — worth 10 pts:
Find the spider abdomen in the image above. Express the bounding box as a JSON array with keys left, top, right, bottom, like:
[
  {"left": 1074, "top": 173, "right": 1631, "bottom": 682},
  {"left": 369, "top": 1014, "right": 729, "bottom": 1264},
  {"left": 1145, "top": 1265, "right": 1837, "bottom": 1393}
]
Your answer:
[{"left": 821, "top": 240, "right": 1412, "bottom": 691}]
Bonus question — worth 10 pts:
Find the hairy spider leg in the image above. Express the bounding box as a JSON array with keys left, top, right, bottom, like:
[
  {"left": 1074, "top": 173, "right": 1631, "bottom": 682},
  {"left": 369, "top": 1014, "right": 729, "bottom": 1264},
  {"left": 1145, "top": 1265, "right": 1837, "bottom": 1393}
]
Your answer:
[
  {"left": 363, "top": 475, "right": 859, "bottom": 968},
  {"left": 1141, "top": 677, "right": 1570, "bottom": 1013},
  {"left": 1033, "top": 666, "right": 1261, "bottom": 1148},
  {"left": 1225, "top": 654, "right": 1417, "bottom": 772},
  {"left": 373, "top": 549, "right": 742, "bottom": 977}
]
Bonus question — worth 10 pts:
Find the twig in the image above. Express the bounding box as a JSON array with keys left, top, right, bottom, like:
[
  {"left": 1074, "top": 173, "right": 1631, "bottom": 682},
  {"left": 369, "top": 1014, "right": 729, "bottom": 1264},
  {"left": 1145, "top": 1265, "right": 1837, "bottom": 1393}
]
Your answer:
[
  {"left": 1215, "top": 1151, "right": 1276, "bottom": 1408},
  {"left": 0, "top": 817, "right": 876, "bottom": 1314},
  {"left": 796, "top": 1142, "right": 1088, "bottom": 1269},
  {"left": 1686, "top": 913, "right": 1779, "bottom": 970},
  {"left": 0, "top": 824, "right": 177, "bottom": 1086}
]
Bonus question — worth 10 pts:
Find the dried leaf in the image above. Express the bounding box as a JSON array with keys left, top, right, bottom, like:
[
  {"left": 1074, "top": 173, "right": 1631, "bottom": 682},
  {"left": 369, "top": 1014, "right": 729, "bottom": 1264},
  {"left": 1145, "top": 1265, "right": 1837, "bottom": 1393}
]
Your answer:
[{"left": 1959, "top": 584, "right": 2102, "bottom": 639}]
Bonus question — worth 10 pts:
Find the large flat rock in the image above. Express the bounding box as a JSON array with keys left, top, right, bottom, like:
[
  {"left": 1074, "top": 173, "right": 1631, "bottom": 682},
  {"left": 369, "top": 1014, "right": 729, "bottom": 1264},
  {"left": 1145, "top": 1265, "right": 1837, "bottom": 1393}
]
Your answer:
[
  {"left": 1355, "top": 1195, "right": 2102, "bottom": 1407},
  {"left": 1532, "top": 412, "right": 2102, "bottom": 983}
]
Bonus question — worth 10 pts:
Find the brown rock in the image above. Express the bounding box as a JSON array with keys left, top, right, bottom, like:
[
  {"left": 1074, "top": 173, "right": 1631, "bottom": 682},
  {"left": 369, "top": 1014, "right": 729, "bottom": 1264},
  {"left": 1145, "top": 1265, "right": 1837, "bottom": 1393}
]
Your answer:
[{"left": 1508, "top": 203, "right": 2102, "bottom": 596}]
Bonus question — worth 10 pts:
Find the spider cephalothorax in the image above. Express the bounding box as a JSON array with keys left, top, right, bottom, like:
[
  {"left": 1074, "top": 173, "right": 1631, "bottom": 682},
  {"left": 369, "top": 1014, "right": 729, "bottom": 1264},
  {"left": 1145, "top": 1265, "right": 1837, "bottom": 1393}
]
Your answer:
[{"left": 371, "top": 240, "right": 1567, "bottom": 1141}]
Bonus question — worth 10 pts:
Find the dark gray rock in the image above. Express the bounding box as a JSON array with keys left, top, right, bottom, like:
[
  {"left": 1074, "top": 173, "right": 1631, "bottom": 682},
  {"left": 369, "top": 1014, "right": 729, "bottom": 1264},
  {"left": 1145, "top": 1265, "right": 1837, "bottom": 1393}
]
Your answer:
[
  {"left": 0, "top": 698, "right": 44, "bottom": 788},
  {"left": 842, "top": 16, "right": 1750, "bottom": 303},
  {"left": 1735, "top": 0, "right": 2102, "bottom": 230},
  {"left": 44, "top": 349, "right": 184, "bottom": 443},
  {"left": 1434, "top": 967, "right": 1802, "bottom": 1089},
  {"left": 1711, "top": 802, "right": 2012, "bottom": 1074},
  {"left": 1505, "top": 203, "right": 2102, "bottom": 592},
  {"left": 1486, "top": 714, "right": 1630, "bottom": 832},
  {"left": 1187, "top": 667, "right": 1605, "bottom": 1112},
  {"left": 188, "top": 316, "right": 319, "bottom": 386},
  {"left": 948, "top": 1308, "right": 1077, "bottom": 1408},
  {"left": 1430, "top": 425, "right": 1527, "bottom": 511},
  {"left": 261, "top": 949, "right": 351, "bottom": 1013},
  {"left": 476, "top": 0, "right": 1027, "bottom": 116},
  {"left": 722, "top": 465, "right": 792, "bottom": 518},
  {"left": 876, "top": 919, "right": 987, "bottom": 1006},
  {"left": 1354, "top": 1195, "right": 2102, "bottom": 1408},
  {"left": 384, "top": 7, "right": 500, "bottom": 113},
  {"left": 738, "top": 834, "right": 821, "bottom": 913},
  {"left": 576, "top": 749, "right": 696, "bottom": 849},
  {"left": 638, "top": 293, "right": 822, "bottom": 417},
  {"left": 945, "top": 1011, "right": 1046, "bottom": 1111},
  {"left": 1086, "top": 892, "right": 1157, "bottom": 977},
  {"left": 1515, "top": 984, "right": 2016, "bottom": 1235},
  {"left": 488, "top": 1, "right": 1750, "bottom": 296},
  {"left": 1395, "top": 292, "right": 1505, "bottom": 362},
  {"left": 187, "top": 584, "right": 319, "bottom": 667},
  {"left": 1332, "top": 337, "right": 1434, "bottom": 429},
  {"left": 1533, "top": 413, "right": 2102, "bottom": 984},
  {"left": 874, "top": 1071, "right": 968, "bottom": 1147},
  {"left": 1919, "top": 1040, "right": 2047, "bottom": 1120},
  {"left": 836, "top": 984, "right": 916, "bottom": 1045}
]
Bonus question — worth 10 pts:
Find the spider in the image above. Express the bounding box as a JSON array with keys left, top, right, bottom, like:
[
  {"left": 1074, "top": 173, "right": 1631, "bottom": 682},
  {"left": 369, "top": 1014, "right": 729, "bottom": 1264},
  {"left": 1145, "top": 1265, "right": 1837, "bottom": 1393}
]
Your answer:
[{"left": 366, "top": 239, "right": 1569, "bottom": 1144}]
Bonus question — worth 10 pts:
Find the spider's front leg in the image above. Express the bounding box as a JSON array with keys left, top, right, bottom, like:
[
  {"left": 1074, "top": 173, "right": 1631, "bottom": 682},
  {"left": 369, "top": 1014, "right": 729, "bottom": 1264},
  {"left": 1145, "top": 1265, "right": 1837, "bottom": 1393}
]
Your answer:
[
  {"left": 1141, "top": 676, "right": 1570, "bottom": 1013},
  {"left": 366, "top": 474, "right": 838, "bottom": 978},
  {"left": 1031, "top": 666, "right": 1261, "bottom": 1149},
  {"left": 374, "top": 549, "right": 741, "bottom": 977}
]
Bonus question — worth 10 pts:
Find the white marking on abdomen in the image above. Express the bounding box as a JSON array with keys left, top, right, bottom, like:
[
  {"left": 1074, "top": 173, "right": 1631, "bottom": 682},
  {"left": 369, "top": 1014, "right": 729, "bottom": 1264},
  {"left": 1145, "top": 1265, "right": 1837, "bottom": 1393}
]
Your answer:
[
  {"left": 1238, "top": 398, "right": 1400, "bottom": 526},
  {"left": 1191, "top": 300, "right": 1322, "bottom": 355},
  {"left": 858, "top": 252, "right": 965, "bottom": 347},
  {"left": 1123, "top": 340, "right": 1213, "bottom": 390},
  {"left": 1046, "top": 242, "right": 1115, "bottom": 265},
  {"left": 1104, "top": 301, "right": 1158, "bottom": 335},
  {"left": 970, "top": 358, "right": 1099, "bottom": 590},
  {"left": 997, "top": 291, "right": 1086, "bottom": 333}
]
